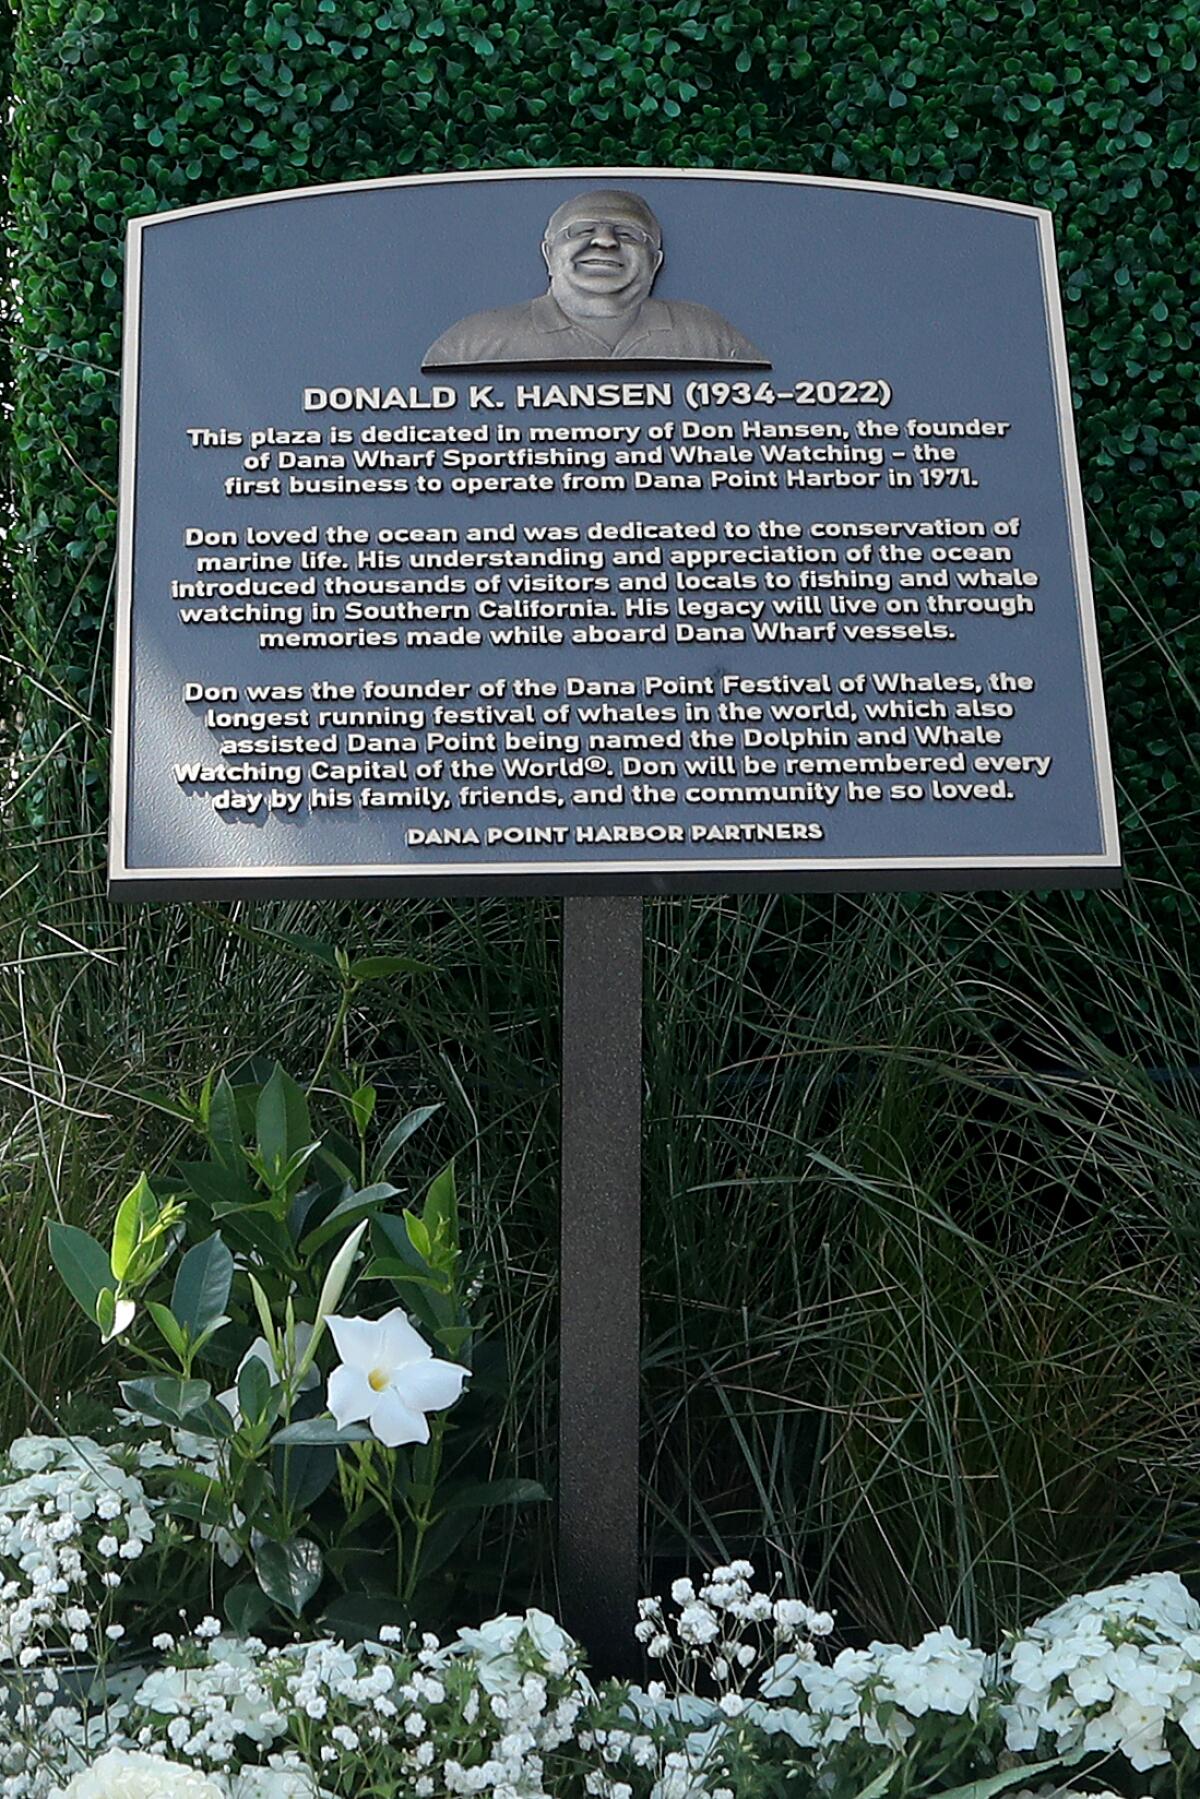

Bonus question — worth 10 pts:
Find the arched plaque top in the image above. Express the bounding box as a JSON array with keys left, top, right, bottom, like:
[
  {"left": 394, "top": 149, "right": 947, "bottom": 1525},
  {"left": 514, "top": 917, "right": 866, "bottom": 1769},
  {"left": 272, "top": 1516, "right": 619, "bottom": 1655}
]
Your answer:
[{"left": 127, "top": 166, "right": 1053, "bottom": 232}]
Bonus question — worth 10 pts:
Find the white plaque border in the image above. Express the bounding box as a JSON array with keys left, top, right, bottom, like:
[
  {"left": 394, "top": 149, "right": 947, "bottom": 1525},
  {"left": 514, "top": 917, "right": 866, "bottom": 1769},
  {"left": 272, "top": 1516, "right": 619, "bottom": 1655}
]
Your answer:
[{"left": 110, "top": 167, "right": 1121, "bottom": 897}]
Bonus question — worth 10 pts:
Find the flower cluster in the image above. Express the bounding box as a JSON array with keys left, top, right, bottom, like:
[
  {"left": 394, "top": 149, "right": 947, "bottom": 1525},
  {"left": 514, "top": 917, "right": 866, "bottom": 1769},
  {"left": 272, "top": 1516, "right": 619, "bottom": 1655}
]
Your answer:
[
  {"left": 1004, "top": 1570, "right": 1200, "bottom": 1772},
  {"left": 774, "top": 1622, "right": 990, "bottom": 1755},
  {"left": 5, "top": 1504, "right": 1200, "bottom": 1799},
  {"left": 129, "top": 1629, "right": 285, "bottom": 1769},
  {"left": 1008, "top": 1790, "right": 1128, "bottom": 1799},
  {"left": 0, "top": 1434, "right": 187, "bottom": 1799},
  {"left": 0, "top": 1436, "right": 163, "bottom": 1664},
  {"left": 635, "top": 1561, "right": 834, "bottom": 1686},
  {"left": 577, "top": 1564, "right": 836, "bottom": 1799},
  {"left": 118, "top": 1608, "right": 587, "bottom": 1798}
]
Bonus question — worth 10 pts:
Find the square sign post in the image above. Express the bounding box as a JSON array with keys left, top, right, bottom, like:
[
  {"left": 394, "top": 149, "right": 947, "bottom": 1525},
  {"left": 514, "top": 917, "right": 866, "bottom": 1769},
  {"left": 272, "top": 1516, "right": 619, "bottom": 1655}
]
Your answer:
[
  {"left": 109, "top": 168, "right": 1120, "bottom": 1670},
  {"left": 559, "top": 894, "right": 643, "bottom": 1675}
]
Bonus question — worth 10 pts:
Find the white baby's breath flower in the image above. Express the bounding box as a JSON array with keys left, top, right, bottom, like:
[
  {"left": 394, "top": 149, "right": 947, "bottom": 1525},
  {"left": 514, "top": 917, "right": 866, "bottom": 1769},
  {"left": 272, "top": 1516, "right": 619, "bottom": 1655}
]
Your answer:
[{"left": 676, "top": 1602, "right": 719, "bottom": 1646}]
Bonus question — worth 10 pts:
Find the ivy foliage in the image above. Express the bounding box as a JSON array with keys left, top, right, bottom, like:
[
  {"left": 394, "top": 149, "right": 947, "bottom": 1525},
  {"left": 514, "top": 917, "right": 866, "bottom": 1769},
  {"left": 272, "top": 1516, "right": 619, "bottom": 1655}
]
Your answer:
[{"left": 6, "top": 0, "right": 1200, "bottom": 861}]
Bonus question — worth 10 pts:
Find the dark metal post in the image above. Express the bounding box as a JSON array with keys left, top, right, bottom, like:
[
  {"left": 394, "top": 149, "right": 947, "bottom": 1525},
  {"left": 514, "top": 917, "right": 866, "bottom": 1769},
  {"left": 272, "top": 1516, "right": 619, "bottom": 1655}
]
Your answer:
[{"left": 558, "top": 894, "right": 643, "bottom": 1677}]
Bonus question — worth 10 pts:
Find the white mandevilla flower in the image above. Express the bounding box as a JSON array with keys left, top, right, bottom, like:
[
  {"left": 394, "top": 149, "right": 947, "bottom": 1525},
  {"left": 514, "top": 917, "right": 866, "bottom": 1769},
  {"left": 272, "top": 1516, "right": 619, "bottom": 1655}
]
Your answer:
[
  {"left": 58, "top": 1747, "right": 226, "bottom": 1798},
  {"left": 327, "top": 1310, "right": 468, "bottom": 1447}
]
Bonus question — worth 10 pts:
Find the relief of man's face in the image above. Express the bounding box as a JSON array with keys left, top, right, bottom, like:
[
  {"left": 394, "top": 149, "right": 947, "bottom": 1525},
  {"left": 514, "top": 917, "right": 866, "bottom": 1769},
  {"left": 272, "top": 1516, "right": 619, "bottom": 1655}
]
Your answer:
[{"left": 542, "top": 192, "right": 664, "bottom": 313}]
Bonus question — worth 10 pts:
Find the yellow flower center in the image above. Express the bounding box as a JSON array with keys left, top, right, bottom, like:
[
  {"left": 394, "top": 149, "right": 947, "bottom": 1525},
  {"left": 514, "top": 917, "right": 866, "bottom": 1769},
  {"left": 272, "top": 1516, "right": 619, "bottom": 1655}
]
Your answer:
[{"left": 368, "top": 1367, "right": 391, "bottom": 1393}]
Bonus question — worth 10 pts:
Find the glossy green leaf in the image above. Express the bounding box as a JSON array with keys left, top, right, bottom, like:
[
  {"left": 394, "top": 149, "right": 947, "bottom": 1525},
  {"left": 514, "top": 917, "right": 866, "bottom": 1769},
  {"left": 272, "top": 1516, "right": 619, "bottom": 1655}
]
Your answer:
[
  {"left": 300, "top": 1182, "right": 400, "bottom": 1257},
  {"left": 274, "top": 1441, "right": 337, "bottom": 1510},
  {"left": 318, "top": 1593, "right": 413, "bottom": 1645},
  {"left": 255, "top": 1537, "right": 323, "bottom": 1617},
  {"left": 936, "top": 1759, "right": 1072, "bottom": 1799},
  {"left": 171, "top": 1234, "right": 234, "bottom": 1338},
  {"left": 95, "top": 1286, "right": 116, "bottom": 1339},
  {"left": 270, "top": 1417, "right": 373, "bottom": 1446},
  {"left": 225, "top": 1580, "right": 274, "bottom": 1637},
  {"left": 347, "top": 954, "right": 432, "bottom": 981},
  {"left": 849, "top": 1771, "right": 897, "bottom": 1799},
  {"left": 207, "top": 1074, "right": 245, "bottom": 1174},
  {"left": 209, "top": 1205, "right": 294, "bottom": 1268},
  {"left": 259, "top": 929, "right": 340, "bottom": 967},
  {"left": 269, "top": 1417, "right": 372, "bottom": 1446},
  {"left": 371, "top": 1105, "right": 440, "bottom": 1182},
  {"left": 256, "top": 1064, "right": 310, "bottom": 1171},
  {"left": 442, "top": 1478, "right": 548, "bottom": 1511},
  {"left": 422, "top": 1159, "right": 457, "bottom": 1243},
  {"left": 120, "top": 1376, "right": 212, "bottom": 1428},
  {"left": 347, "top": 1084, "right": 376, "bottom": 1134},
  {"left": 110, "top": 1173, "right": 152, "bottom": 1280},
  {"left": 178, "top": 1161, "right": 254, "bottom": 1212},
  {"left": 178, "top": 1399, "right": 238, "bottom": 1440},
  {"left": 405, "top": 1211, "right": 433, "bottom": 1260},
  {"left": 48, "top": 1222, "right": 111, "bottom": 1325},
  {"left": 147, "top": 1301, "right": 188, "bottom": 1360},
  {"left": 238, "top": 1354, "right": 274, "bottom": 1424}
]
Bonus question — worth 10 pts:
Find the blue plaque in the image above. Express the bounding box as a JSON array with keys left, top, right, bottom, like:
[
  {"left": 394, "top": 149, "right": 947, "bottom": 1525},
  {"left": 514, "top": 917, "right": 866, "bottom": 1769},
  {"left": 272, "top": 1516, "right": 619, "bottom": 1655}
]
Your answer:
[{"left": 110, "top": 169, "right": 1120, "bottom": 896}]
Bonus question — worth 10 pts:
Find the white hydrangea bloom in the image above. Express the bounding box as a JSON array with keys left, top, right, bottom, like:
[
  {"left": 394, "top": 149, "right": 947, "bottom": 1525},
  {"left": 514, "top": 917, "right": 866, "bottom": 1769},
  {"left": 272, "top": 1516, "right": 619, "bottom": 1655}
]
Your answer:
[
  {"left": 451, "top": 1609, "right": 577, "bottom": 1700},
  {"left": 874, "top": 1625, "right": 987, "bottom": 1719},
  {"left": 55, "top": 1748, "right": 225, "bottom": 1798},
  {"left": 1004, "top": 1572, "right": 1200, "bottom": 1772}
]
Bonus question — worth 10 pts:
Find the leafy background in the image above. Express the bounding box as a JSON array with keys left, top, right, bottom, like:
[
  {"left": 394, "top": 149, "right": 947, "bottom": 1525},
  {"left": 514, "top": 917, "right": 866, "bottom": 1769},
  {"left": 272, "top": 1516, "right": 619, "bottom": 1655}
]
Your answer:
[{"left": 3, "top": 0, "right": 1200, "bottom": 1646}]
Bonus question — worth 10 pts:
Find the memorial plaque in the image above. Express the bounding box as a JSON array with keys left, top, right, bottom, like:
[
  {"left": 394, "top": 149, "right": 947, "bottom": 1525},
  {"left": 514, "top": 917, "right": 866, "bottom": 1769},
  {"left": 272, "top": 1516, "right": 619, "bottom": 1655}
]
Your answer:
[{"left": 110, "top": 169, "right": 1120, "bottom": 897}]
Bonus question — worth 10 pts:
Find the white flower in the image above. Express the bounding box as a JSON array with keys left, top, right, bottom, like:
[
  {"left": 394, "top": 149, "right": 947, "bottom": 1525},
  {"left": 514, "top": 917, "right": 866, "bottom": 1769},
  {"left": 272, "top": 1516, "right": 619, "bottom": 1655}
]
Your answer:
[
  {"left": 326, "top": 1310, "right": 468, "bottom": 1447},
  {"left": 1003, "top": 1571, "right": 1200, "bottom": 1768},
  {"left": 231, "top": 1773, "right": 323, "bottom": 1799},
  {"left": 58, "top": 1748, "right": 225, "bottom": 1798},
  {"left": 759, "top": 1650, "right": 807, "bottom": 1699},
  {"left": 522, "top": 1607, "right": 576, "bottom": 1665},
  {"left": 676, "top": 1602, "right": 719, "bottom": 1646}
]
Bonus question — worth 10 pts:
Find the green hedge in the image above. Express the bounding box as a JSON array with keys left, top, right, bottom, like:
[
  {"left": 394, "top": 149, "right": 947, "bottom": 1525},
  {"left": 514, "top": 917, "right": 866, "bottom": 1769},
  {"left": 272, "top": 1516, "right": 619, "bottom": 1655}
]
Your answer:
[{"left": 8, "top": 0, "right": 1200, "bottom": 860}]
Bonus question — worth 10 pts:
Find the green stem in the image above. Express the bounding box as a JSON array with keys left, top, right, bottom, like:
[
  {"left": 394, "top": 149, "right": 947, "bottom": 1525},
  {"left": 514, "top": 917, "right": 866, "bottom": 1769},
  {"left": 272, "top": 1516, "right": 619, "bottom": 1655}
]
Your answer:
[
  {"left": 402, "top": 1417, "right": 446, "bottom": 1605},
  {"left": 308, "top": 980, "right": 356, "bottom": 1094}
]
